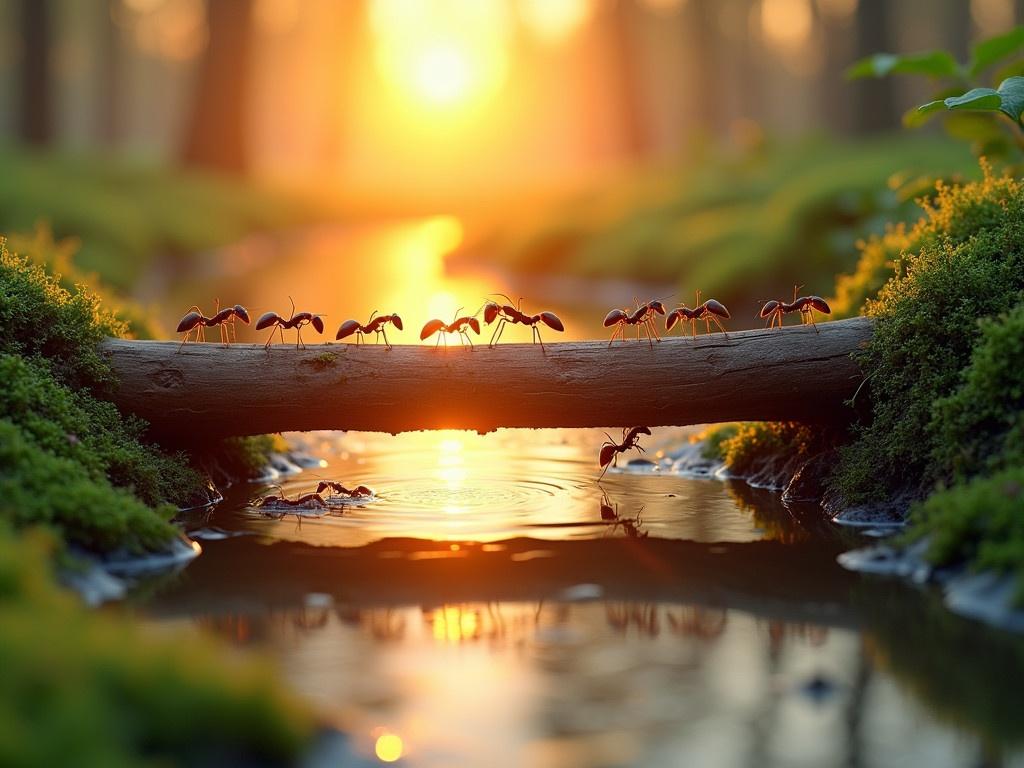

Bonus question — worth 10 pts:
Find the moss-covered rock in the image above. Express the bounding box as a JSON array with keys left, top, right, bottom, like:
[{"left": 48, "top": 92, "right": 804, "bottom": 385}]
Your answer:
[
  {"left": 833, "top": 166, "right": 1024, "bottom": 503},
  {"left": 908, "top": 467, "right": 1024, "bottom": 600},
  {"left": 0, "top": 524, "right": 313, "bottom": 767}
]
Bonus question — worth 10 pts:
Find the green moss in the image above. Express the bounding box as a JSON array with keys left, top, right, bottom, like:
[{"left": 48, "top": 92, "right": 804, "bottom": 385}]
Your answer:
[
  {"left": 0, "top": 240, "right": 122, "bottom": 393},
  {"left": 908, "top": 467, "right": 1024, "bottom": 600},
  {"left": 0, "top": 419, "right": 178, "bottom": 555},
  {"left": 0, "top": 524, "right": 313, "bottom": 766},
  {"left": 931, "top": 302, "right": 1024, "bottom": 479},
  {"left": 0, "top": 355, "right": 203, "bottom": 510},
  {"left": 833, "top": 166, "right": 1024, "bottom": 502}
]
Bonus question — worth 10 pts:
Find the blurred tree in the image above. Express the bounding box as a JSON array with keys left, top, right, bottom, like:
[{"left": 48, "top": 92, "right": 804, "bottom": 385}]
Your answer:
[
  {"left": 98, "top": 0, "right": 120, "bottom": 146},
  {"left": 182, "top": 0, "right": 253, "bottom": 174},
  {"left": 852, "top": 0, "right": 896, "bottom": 133},
  {"left": 19, "top": 0, "right": 51, "bottom": 144}
]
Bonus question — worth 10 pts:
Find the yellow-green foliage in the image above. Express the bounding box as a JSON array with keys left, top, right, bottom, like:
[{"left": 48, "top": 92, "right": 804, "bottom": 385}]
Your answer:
[
  {"left": 834, "top": 166, "right": 1024, "bottom": 502},
  {"left": 0, "top": 525, "right": 313, "bottom": 766},
  {"left": 718, "top": 422, "right": 818, "bottom": 475},
  {"left": 0, "top": 150, "right": 319, "bottom": 292},
  {"left": 692, "top": 423, "right": 739, "bottom": 461},
  {"left": 909, "top": 467, "right": 1024, "bottom": 600},
  {"left": 465, "top": 137, "right": 976, "bottom": 313}
]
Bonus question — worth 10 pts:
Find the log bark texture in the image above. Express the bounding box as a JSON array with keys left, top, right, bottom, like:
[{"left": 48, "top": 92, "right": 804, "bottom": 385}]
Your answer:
[{"left": 102, "top": 317, "right": 873, "bottom": 440}]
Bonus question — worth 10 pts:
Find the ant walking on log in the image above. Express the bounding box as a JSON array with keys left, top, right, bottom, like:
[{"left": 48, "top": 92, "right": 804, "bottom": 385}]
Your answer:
[
  {"left": 336, "top": 312, "right": 404, "bottom": 350},
  {"left": 603, "top": 298, "right": 667, "bottom": 348},
  {"left": 256, "top": 297, "right": 325, "bottom": 349},
  {"left": 759, "top": 285, "right": 831, "bottom": 331},
  {"left": 598, "top": 426, "right": 652, "bottom": 481},
  {"left": 665, "top": 291, "right": 730, "bottom": 338},
  {"left": 176, "top": 300, "right": 251, "bottom": 350},
  {"left": 483, "top": 295, "right": 564, "bottom": 351},
  {"left": 420, "top": 308, "right": 481, "bottom": 347}
]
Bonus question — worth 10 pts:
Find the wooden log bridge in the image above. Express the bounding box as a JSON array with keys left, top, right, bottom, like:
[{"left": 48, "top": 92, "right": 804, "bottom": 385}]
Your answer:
[{"left": 102, "top": 316, "right": 873, "bottom": 440}]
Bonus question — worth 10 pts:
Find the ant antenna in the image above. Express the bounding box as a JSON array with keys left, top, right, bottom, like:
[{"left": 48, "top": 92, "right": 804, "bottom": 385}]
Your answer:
[
  {"left": 288, "top": 296, "right": 296, "bottom": 320},
  {"left": 488, "top": 292, "right": 515, "bottom": 306},
  {"left": 369, "top": 310, "right": 378, "bottom": 321}
]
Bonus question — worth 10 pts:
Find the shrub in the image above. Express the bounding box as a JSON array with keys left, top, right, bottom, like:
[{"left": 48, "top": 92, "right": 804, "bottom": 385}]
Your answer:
[{"left": 833, "top": 166, "right": 1024, "bottom": 502}]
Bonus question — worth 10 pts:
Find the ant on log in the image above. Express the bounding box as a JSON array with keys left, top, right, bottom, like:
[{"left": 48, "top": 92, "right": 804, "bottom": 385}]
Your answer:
[
  {"left": 603, "top": 298, "right": 667, "bottom": 347},
  {"left": 255, "top": 297, "right": 325, "bottom": 349},
  {"left": 420, "top": 308, "right": 482, "bottom": 347},
  {"left": 598, "top": 426, "right": 652, "bottom": 481},
  {"left": 759, "top": 285, "right": 831, "bottom": 331},
  {"left": 175, "top": 300, "right": 251, "bottom": 350},
  {"left": 665, "top": 291, "right": 730, "bottom": 338},
  {"left": 336, "top": 312, "right": 404, "bottom": 350},
  {"left": 483, "top": 295, "right": 565, "bottom": 351}
]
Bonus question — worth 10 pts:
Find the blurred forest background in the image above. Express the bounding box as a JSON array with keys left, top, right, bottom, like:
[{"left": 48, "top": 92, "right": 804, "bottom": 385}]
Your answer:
[{"left": 0, "top": 0, "right": 1018, "bottom": 325}]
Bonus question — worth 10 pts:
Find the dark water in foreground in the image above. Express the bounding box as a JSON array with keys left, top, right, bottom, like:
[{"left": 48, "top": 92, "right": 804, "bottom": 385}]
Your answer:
[{"left": 131, "top": 429, "right": 1024, "bottom": 768}]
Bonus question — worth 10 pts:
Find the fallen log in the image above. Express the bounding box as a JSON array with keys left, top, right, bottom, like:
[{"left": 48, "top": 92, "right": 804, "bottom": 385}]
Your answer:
[{"left": 102, "top": 316, "right": 873, "bottom": 440}]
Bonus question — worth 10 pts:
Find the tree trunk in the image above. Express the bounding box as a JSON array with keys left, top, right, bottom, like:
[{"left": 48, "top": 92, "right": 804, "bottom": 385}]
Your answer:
[
  {"left": 19, "top": 0, "right": 51, "bottom": 145},
  {"left": 852, "top": 0, "right": 896, "bottom": 134},
  {"left": 181, "top": 0, "right": 254, "bottom": 174},
  {"left": 101, "top": 317, "right": 873, "bottom": 441}
]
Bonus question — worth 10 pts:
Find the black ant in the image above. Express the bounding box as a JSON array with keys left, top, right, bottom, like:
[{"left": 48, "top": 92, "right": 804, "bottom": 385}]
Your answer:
[
  {"left": 176, "top": 300, "right": 251, "bottom": 350},
  {"left": 598, "top": 426, "right": 652, "bottom": 480},
  {"left": 256, "top": 297, "right": 325, "bottom": 349},
  {"left": 603, "top": 298, "right": 667, "bottom": 347},
  {"left": 482, "top": 295, "right": 564, "bottom": 351},
  {"left": 420, "top": 307, "right": 482, "bottom": 347},
  {"left": 315, "top": 481, "right": 374, "bottom": 499},
  {"left": 759, "top": 285, "right": 831, "bottom": 332},
  {"left": 336, "top": 312, "right": 404, "bottom": 350},
  {"left": 666, "top": 291, "right": 730, "bottom": 338},
  {"left": 252, "top": 485, "right": 328, "bottom": 514}
]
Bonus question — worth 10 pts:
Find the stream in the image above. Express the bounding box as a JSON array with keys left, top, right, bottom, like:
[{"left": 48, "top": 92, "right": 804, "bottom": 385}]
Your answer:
[{"left": 128, "top": 218, "right": 1024, "bottom": 767}]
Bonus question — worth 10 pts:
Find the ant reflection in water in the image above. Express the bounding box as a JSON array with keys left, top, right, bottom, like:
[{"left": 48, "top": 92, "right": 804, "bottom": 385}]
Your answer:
[{"left": 598, "top": 486, "right": 648, "bottom": 538}]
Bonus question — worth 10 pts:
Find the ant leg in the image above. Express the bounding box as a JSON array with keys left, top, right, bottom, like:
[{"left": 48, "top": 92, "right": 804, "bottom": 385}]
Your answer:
[
  {"left": 382, "top": 327, "right": 392, "bottom": 350},
  {"left": 495, "top": 321, "right": 507, "bottom": 346},
  {"left": 710, "top": 315, "right": 729, "bottom": 337},
  {"left": 649, "top": 317, "right": 662, "bottom": 342},
  {"left": 641, "top": 320, "right": 652, "bottom": 349},
  {"left": 808, "top": 311, "right": 819, "bottom": 333},
  {"left": 690, "top": 319, "right": 696, "bottom": 339},
  {"left": 435, "top": 333, "right": 442, "bottom": 348}
]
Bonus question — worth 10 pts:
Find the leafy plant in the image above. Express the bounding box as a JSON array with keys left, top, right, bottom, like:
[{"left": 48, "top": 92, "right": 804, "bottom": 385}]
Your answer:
[{"left": 848, "top": 27, "right": 1024, "bottom": 158}]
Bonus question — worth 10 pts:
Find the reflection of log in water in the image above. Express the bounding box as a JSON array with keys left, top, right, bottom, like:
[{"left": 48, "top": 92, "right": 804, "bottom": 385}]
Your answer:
[
  {"left": 146, "top": 535, "right": 859, "bottom": 629},
  {"left": 102, "top": 317, "right": 872, "bottom": 439}
]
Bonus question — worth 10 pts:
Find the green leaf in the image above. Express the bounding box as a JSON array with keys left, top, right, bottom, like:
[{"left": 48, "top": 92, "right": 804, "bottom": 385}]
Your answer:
[
  {"left": 944, "top": 87, "right": 1003, "bottom": 111},
  {"left": 846, "top": 51, "right": 960, "bottom": 80},
  {"left": 994, "top": 76, "right": 1024, "bottom": 121},
  {"left": 969, "top": 26, "right": 1024, "bottom": 77}
]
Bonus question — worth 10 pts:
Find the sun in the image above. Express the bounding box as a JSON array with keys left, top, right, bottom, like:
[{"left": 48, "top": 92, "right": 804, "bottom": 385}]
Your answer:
[
  {"left": 414, "top": 43, "right": 472, "bottom": 105},
  {"left": 369, "top": 0, "right": 509, "bottom": 113}
]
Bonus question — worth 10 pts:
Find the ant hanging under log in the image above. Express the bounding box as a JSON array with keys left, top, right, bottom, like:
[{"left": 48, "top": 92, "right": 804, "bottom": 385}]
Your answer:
[
  {"left": 665, "top": 291, "right": 730, "bottom": 338},
  {"left": 598, "top": 426, "right": 651, "bottom": 481},
  {"left": 256, "top": 297, "right": 325, "bottom": 349},
  {"left": 176, "top": 300, "right": 251, "bottom": 350},
  {"left": 336, "top": 312, "right": 404, "bottom": 350},
  {"left": 482, "top": 295, "right": 564, "bottom": 351},
  {"left": 603, "top": 298, "right": 667, "bottom": 348},
  {"left": 759, "top": 285, "right": 831, "bottom": 332},
  {"left": 420, "top": 308, "right": 482, "bottom": 347}
]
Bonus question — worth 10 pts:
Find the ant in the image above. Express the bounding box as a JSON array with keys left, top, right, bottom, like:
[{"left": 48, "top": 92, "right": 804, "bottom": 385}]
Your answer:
[
  {"left": 252, "top": 485, "right": 328, "bottom": 513},
  {"left": 336, "top": 312, "right": 404, "bottom": 350},
  {"left": 603, "top": 298, "right": 667, "bottom": 348},
  {"left": 255, "top": 297, "right": 325, "bottom": 349},
  {"left": 175, "top": 300, "right": 251, "bottom": 350},
  {"left": 665, "top": 291, "right": 730, "bottom": 338},
  {"left": 482, "top": 295, "right": 565, "bottom": 351},
  {"left": 420, "top": 308, "right": 482, "bottom": 347},
  {"left": 598, "top": 426, "right": 652, "bottom": 481},
  {"left": 759, "top": 285, "right": 832, "bottom": 332},
  {"left": 315, "top": 481, "right": 374, "bottom": 499},
  {"left": 599, "top": 487, "right": 647, "bottom": 538}
]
